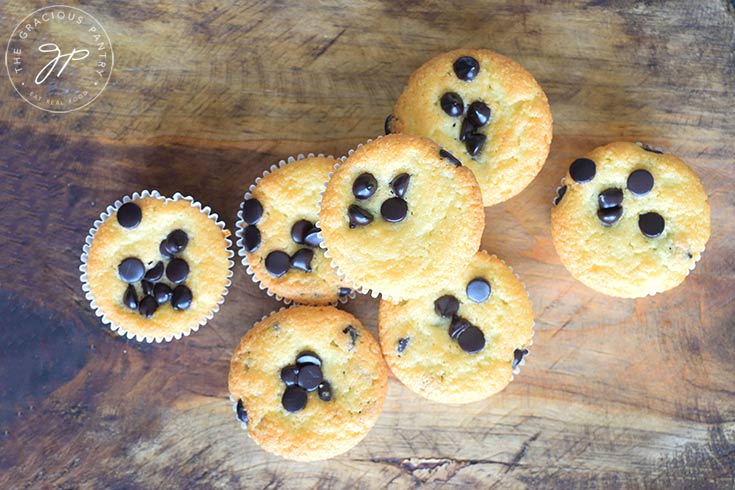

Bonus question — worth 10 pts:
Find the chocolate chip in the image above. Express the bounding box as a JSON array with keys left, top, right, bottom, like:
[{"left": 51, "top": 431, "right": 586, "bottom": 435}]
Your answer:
[
  {"left": 153, "top": 283, "right": 172, "bottom": 304},
  {"left": 397, "top": 337, "right": 410, "bottom": 354},
  {"left": 639, "top": 212, "right": 665, "bottom": 237},
  {"left": 384, "top": 114, "right": 393, "bottom": 135},
  {"left": 242, "top": 198, "right": 263, "bottom": 225},
  {"left": 434, "top": 295, "right": 459, "bottom": 318},
  {"left": 453, "top": 56, "right": 479, "bottom": 81},
  {"left": 352, "top": 173, "right": 378, "bottom": 200},
  {"left": 459, "top": 118, "right": 476, "bottom": 142},
  {"left": 348, "top": 205, "right": 373, "bottom": 228},
  {"left": 138, "top": 295, "right": 158, "bottom": 319},
  {"left": 291, "top": 220, "right": 313, "bottom": 244},
  {"left": 144, "top": 261, "right": 164, "bottom": 282},
  {"left": 159, "top": 240, "right": 174, "bottom": 259},
  {"left": 282, "top": 386, "right": 307, "bottom": 413},
  {"left": 236, "top": 399, "right": 248, "bottom": 424},
  {"left": 317, "top": 382, "right": 332, "bottom": 401},
  {"left": 296, "top": 351, "right": 322, "bottom": 367},
  {"left": 465, "top": 133, "right": 486, "bottom": 157},
  {"left": 512, "top": 348, "right": 529, "bottom": 369},
  {"left": 466, "top": 278, "right": 491, "bottom": 303},
  {"left": 117, "top": 202, "right": 142, "bottom": 229},
  {"left": 628, "top": 169, "right": 654, "bottom": 195},
  {"left": 569, "top": 158, "right": 596, "bottom": 183},
  {"left": 118, "top": 257, "right": 145, "bottom": 283},
  {"left": 296, "top": 364, "right": 322, "bottom": 392},
  {"left": 243, "top": 225, "right": 261, "bottom": 252},
  {"left": 290, "top": 248, "right": 314, "bottom": 273},
  {"left": 381, "top": 197, "right": 408, "bottom": 223},
  {"left": 166, "top": 258, "right": 189, "bottom": 284},
  {"left": 165, "top": 229, "right": 189, "bottom": 254},
  {"left": 171, "top": 285, "right": 192, "bottom": 310},
  {"left": 303, "top": 227, "right": 323, "bottom": 247},
  {"left": 280, "top": 365, "right": 299, "bottom": 386},
  {"left": 123, "top": 285, "right": 138, "bottom": 310},
  {"left": 439, "top": 149, "right": 461, "bottom": 166},
  {"left": 457, "top": 325, "right": 485, "bottom": 354},
  {"left": 265, "top": 251, "right": 291, "bottom": 277},
  {"left": 338, "top": 287, "right": 351, "bottom": 297},
  {"left": 598, "top": 188, "right": 623, "bottom": 209},
  {"left": 440, "top": 92, "right": 464, "bottom": 117},
  {"left": 141, "top": 280, "right": 154, "bottom": 296},
  {"left": 449, "top": 316, "right": 470, "bottom": 339},
  {"left": 343, "top": 325, "right": 359, "bottom": 350},
  {"left": 597, "top": 206, "right": 623, "bottom": 226},
  {"left": 553, "top": 185, "right": 567, "bottom": 206},
  {"left": 467, "top": 101, "right": 491, "bottom": 127},
  {"left": 391, "top": 173, "right": 410, "bottom": 198}
]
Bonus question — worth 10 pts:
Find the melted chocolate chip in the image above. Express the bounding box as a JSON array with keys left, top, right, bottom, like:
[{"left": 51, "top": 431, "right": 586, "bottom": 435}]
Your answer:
[
  {"left": 118, "top": 257, "right": 145, "bottom": 283},
  {"left": 343, "top": 325, "right": 359, "bottom": 350},
  {"left": 138, "top": 295, "right": 158, "bottom": 319},
  {"left": 457, "top": 325, "right": 485, "bottom": 354},
  {"left": 282, "top": 386, "right": 307, "bottom": 413},
  {"left": 465, "top": 133, "right": 486, "bottom": 157},
  {"left": 296, "top": 364, "right": 322, "bottom": 392},
  {"left": 338, "top": 287, "right": 352, "bottom": 297},
  {"left": 290, "top": 248, "right": 314, "bottom": 272},
  {"left": 391, "top": 173, "right": 410, "bottom": 198},
  {"left": 348, "top": 205, "right": 373, "bottom": 228},
  {"left": 291, "top": 220, "right": 313, "bottom": 244},
  {"left": 569, "top": 158, "right": 596, "bottom": 183},
  {"left": 512, "top": 348, "right": 529, "bottom": 369},
  {"left": 597, "top": 206, "right": 623, "bottom": 226},
  {"left": 466, "top": 278, "right": 491, "bottom": 303},
  {"left": 639, "top": 212, "right": 665, "bottom": 237},
  {"left": 280, "top": 365, "right": 299, "bottom": 386},
  {"left": 265, "top": 251, "right": 291, "bottom": 277},
  {"left": 242, "top": 198, "right": 263, "bottom": 225},
  {"left": 459, "top": 118, "right": 476, "bottom": 142},
  {"left": 165, "top": 229, "right": 189, "bottom": 254},
  {"left": 553, "top": 185, "right": 567, "bottom": 206},
  {"left": 397, "top": 337, "right": 410, "bottom": 354},
  {"left": 243, "top": 225, "right": 261, "bottom": 252},
  {"left": 171, "top": 285, "right": 192, "bottom": 310},
  {"left": 317, "top": 382, "right": 332, "bottom": 401},
  {"left": 440, "top": 92, "right": 464, "bottom": 117},
  {"left": 467, "top": 101, "right": 491, "bottom": 127},
  {"left": 159, "top": 240, "right": 174, "bottom": 259},
  {"left": 153, "top": 283, "right": 172, "bottom": 305},
  {"left": 439, "top": 149, "right": 461, "bottom": 166},
  {"left": 598, "top": 188, "right": 623, "bottom": 209},
  {"left": 449, "top": 316, "right": 470, "bottom": 340},
  {"left": 453, "top": 56, "right": 479, "bottom": 81},
  {"left": 628, "top": 169, "right": 654, "bottom": 195},
  {"left": 304, "top": 228, "right": 323, "bottom": 248},
  {"left": 117, "top": 202, "right": 142, "bottom": 229},
  {"left": 384, "top": 114, "right": 393, "bottom": 135},
  {"left": 166, "top": 258, "right": 189, "bottom": 284},
  {"left": 352, "top": 173, "right": 378, "bottom": 200},
  {"left": 236, "top": 399, "right": 248, "bottom": 424},
  {"left": 144, "top": 261, "right": 164, "bottom": 282},
  {"left": 141, "top": 280, "right": 154, "bottom": 296},
  {"left": 123, "top": 285, "right": 138, "bottom": 310},
  {"left": 434, "top": 295, "right": 459, "bottom": 318},
  {"left": 296, "top": 351, "right": 322, "bottom": 367},
  {"left": 381, "top": 197, "right": 408, "bottom": 223}
]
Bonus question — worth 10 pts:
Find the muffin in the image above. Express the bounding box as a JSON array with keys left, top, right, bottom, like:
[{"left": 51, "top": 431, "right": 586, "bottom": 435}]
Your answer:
[
  {"left": 228, "top": 306, "right": 388, "bottom": 462},
  {"left": 551, "top": 142, "right": 711, "bottom": 297},
  {"left": 390, "top": 49, "right": 553, "bottom": 206},
  {"left": 236, "top": 155, "right": 352, "bottom": 305},
  {"left": 318, "top": 134, "right": 484, "bottom": 301},
  {"left": 80, "top": 191, "right": 233, "bottom": 342},
  {"left": 379, "top": 251, "right": 534, "bottom": 404}
]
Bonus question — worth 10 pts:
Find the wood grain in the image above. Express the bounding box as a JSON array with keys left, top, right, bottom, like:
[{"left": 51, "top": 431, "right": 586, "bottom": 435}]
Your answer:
[{"left": 1, "top": 0, "right": 734, "bottom": 488}]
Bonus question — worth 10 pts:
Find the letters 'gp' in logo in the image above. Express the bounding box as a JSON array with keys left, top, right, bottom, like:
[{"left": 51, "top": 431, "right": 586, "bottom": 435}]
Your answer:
[{"left": 5, "top": 5, "right": 113, "bottom": 113}]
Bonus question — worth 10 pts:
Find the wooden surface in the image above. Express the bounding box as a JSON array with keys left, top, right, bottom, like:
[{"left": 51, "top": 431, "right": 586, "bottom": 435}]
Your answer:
[{"left": 1, "top": 1, "right": 734, "bottom": 488}]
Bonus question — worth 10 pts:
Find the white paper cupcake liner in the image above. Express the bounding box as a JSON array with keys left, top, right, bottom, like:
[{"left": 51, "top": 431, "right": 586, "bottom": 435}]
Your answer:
[
  {"left": 79, "top": 190, "right": 235, "bottom": 343},
  {"left": 235, "top": 153, "right": 357, "bottom": 306}
]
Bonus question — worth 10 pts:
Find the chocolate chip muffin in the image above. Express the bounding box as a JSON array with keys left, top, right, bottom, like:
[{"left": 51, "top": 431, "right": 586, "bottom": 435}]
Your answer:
[
  {"left": 379, "top": 251, "right": 534, "bottom": 404},
  {"left": 551, "top": 142, "right": 711, "bottom": 297},
  {"left": 80, "top": 191, "right": 234, "bottom": 342},
  {"left": 389, "top": 49, "right": 553, "bottom": 206},
  {"left": 228, "top": 306, "right": 388, "bottom": 462},
  {"left": 236, "top": 155, "right": 352, "bottom": 305},
  {"left": 319, "top": 134, "right": 484, "bottom": 301}
]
